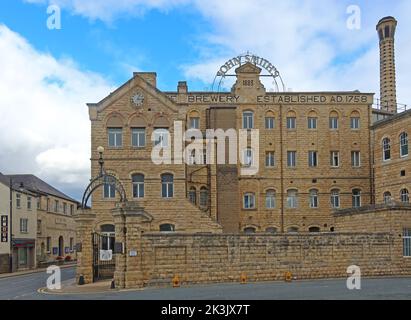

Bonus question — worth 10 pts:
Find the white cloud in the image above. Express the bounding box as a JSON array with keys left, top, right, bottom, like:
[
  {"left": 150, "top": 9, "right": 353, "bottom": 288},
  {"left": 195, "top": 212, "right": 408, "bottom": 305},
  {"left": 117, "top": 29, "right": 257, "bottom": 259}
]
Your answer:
[{"left": 0, "top": 24, "right": 114, "bottom": 199}]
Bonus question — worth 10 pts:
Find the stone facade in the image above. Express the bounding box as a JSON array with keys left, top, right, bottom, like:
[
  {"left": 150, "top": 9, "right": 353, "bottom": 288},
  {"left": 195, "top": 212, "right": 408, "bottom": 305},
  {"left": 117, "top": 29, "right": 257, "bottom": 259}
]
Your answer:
[{"left": 372, "top": 110, "right": 410, "bottom": 205}]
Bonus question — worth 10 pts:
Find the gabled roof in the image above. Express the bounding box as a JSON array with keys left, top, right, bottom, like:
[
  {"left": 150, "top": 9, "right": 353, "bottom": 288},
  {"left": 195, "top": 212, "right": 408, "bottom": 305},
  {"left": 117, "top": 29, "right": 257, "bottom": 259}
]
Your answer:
[{"left": 4, "top": 174, "right": 78, "bottom": 203}]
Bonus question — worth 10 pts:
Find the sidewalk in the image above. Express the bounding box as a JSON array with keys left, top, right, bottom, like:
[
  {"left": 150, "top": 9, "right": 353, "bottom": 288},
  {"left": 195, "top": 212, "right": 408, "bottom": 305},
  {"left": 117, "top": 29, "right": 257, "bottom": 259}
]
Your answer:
[
  {"left": 0, "top": 263, "right": 76, "bottom": 279},
  {"left": 39, "top": 279, "right": 120, "bottom": 295}
]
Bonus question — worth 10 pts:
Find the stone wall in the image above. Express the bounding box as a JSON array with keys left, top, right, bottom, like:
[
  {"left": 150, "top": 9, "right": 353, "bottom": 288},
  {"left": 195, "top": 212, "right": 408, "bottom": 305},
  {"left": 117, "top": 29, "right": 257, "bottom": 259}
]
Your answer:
[{"left": 115, "top": 231, "right": 408, "bottom": 288}]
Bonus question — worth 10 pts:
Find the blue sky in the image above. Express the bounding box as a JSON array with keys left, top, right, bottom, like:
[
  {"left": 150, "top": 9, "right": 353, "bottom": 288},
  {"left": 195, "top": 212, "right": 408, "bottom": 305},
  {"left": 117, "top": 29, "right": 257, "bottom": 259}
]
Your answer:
[{"left": 0, "top": 0, "right": 410, "bottom": 200}]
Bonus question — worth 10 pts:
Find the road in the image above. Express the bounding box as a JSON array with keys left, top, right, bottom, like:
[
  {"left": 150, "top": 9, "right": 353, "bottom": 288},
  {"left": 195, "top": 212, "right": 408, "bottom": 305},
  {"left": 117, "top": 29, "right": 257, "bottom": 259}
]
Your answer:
[{"left": 1, "top": 268, "right": 411, "bottom": 300}]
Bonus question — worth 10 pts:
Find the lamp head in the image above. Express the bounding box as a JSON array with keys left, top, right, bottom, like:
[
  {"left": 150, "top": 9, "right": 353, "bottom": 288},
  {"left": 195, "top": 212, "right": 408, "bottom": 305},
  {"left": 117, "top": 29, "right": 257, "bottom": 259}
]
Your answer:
[{"left": 97, "top": 146, "right": 105, "bottom": 154}]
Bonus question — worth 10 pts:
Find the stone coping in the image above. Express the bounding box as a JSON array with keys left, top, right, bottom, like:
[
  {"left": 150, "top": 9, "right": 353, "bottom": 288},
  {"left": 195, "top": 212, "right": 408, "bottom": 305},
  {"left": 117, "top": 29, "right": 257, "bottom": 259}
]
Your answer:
[{"left": 334, "top": 203, "right": 411, "bottom": 216}]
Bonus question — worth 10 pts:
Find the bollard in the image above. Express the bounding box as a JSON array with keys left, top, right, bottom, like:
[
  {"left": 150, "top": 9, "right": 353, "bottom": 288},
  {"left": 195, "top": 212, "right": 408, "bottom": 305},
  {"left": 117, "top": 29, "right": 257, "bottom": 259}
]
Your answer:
[
  {"left": 78, "top": 275, "right": 85, "bottom": 286},
  {"left": 111, "top": 280, "right": 115, "bottom": 289},
  {"left": 172, "top": 275, "right": 180, "bottom": 288},
  {"left": 240, "top": 273, "right": 247, "bottom": 284},
  {"left": 284, "top": 271, "right": 292, "bottom": 282}
]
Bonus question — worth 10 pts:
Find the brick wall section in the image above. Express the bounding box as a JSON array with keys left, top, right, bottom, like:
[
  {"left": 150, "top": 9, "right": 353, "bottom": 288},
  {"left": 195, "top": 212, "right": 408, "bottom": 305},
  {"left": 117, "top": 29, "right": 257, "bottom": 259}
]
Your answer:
[{"left": 118, "top": 232, "right": 404, "bottom": 288}]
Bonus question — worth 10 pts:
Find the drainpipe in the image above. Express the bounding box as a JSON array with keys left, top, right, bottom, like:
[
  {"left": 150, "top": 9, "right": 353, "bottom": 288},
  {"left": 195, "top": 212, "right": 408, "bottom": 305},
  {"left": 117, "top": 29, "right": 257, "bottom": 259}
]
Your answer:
[
  {"left": 279, "top": 104, "right": 285, "bottom": 233},
  {"left": 9, "top": 178, "right": 13, "bottom": 273}
]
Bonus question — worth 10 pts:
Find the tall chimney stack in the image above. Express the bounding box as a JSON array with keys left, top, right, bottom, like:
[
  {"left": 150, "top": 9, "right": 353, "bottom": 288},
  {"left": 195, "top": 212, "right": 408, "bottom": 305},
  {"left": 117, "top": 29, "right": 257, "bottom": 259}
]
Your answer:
[{"left": 376, "top": 16, "right": 398, "bottom": 113}]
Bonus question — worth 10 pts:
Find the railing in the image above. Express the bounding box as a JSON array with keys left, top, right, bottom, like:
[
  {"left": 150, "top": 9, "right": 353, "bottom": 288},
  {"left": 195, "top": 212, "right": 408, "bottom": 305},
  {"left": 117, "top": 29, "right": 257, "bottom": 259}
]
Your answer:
[{"left": 372, "top": 99, "right": 408, "bottom": 113}]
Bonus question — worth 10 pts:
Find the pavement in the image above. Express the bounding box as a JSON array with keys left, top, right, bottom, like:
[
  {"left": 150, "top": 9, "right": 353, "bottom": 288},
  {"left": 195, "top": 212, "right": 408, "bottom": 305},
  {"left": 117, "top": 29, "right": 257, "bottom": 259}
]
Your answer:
[
  {"left": 1, "top": 266, "right": 411, "bottom": 300},
  {"left": 0, "top": 263, "right": 76, "bottom": 279}
]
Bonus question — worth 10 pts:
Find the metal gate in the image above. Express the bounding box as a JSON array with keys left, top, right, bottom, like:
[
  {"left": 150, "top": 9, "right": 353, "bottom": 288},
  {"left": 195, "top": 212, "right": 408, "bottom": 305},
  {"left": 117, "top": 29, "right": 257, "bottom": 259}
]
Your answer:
[{"left": 92, "top": 232, "right": 115, "bottom": 282}]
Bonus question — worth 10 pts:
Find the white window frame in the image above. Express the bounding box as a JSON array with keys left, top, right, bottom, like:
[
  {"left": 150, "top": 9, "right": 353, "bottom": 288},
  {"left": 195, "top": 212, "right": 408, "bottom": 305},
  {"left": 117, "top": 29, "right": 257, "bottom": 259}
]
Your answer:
[
  {"left": 383, "top": 138, "right": 391, "bottom": 161},
  {"left": 331, "top": 151, "right": 340, "bottom": 168},
  {"left": 400, "top": 133, "right": 409, "bottom": 158},
  {"left": 287, "top": 151, "right": 297, "bottom": 168},
  {"left": 265, "top": 191, "right": 276, "bottom": 209},
  {"left": 108, "top": 128, "right": 123, "bottom": 148},
  {"left": 131, "top": 128, "right": 146, "bottom": 148},
  {"left": 243, "top": 193, "right": 256, "bottom": 210},
  {"left": 20, "top": 218, "right": 28, "bottom": 233},
  {"left": 190, "top": 117, "right": 200, "bottom": 129},
  {"left": 287, "top": 190, "right": 298, "bottom": 209},
  {"left": 243, "top": 149, "right": 253, "bottom": 167},
  {"left": 350, "top": 117, "right": 360, "bottom": 129},
  {"left": 329, "top": 117, "right": 339, "bottom": 130},
  {"left": 384, "top": 192, "right": 392, "bottom": 204},
  {"left": 265, "top": 117, "right": 275, "bottom": 129},
  {"left": 403, "top": 229, "right": 411, "bottom": 257},
  {"left": 243, "top": 112, "right": 254, "bottom": 130},
  {"left": 154, "top": 129, "right": 169, "bottom": 148},
  {"left": 309, "top": 151, "right": 318, "bottom": 167},
  {"left": 401, "top": 189, "right": 409, "bottom": 203},
  {"left": 132, "top": 175, "right": 145, "bottom": 199},
  {"left": 16, "top": 193, "right": 21, "bottom": 209},
  {"left": 351, "top": 151, "right": 361, "bottom": 168},
  {"left": 266, "top": 152, "right": 275, "bottom": 167},
  {"left": 103, "top": 183, "right": 116, "bottom": 199},
  {"left": 352, "top": 189, "right": 362, "bottom": 208},
  {"left": 287, "top": 117, "right": 296, "bottom": 130},
  {"left": 309, "top": 190, "right": 319, "bottom": 208},
  {"left": 331, "top": 190, "right": 340, "bottom": 209},
  {"left": 308, "top": 117, "right": 317, "bottom": 129}
]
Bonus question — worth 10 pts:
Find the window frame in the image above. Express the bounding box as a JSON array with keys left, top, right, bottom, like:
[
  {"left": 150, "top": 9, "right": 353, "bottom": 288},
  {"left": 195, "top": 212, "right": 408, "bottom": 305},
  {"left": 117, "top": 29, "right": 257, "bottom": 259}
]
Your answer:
[
  {"left": 352, "top": 189, "right": 362, "bottom": 208},
  {"left": 308, "top": 151, "right": 318, "bottom": 168},
  {"left": 243, "top": 111, "right": 254, "bottom": 130},
  {"left": 400, "top": 189, "right": 410, "bottom": 204},
  {"left": 383, "top": 138, "right": 391, "bottom": 161},
  {"left": 330, "top": 151, "right": 340, "bottom": 168},
  {"left": 403, "top": 229, "right": 411, "bottom": 257},
  {"left": 308, "top": 117, "right": 317, "bottom": 130},
  {"left": 107, "top": 127, "right": 123, "bottom": 148},
  {"left": 265, "top": 190, "right": 276, "bottom": 209},
  {"left": 265, "top": 117, "right": 275, "bottom": 129},
  {"left": 286, "top": 117, "right": 296, "bottom": 130},
  {"left": 400, "top": 133, "right": 409, "bottom": 158},
  {"left": 331, "top": 190, "right": 340, "bottom": 209},
  {"left": 351, "top": 151, "right": 361, "bottom": 168},
  {"left": 132, "top": 174, "right": 145, "bottom": 199},
  {"left": 131, "top": 127, "right": 146, "bottom": 148},
  {"left": 287, "top": 190, "right": 298, "bottom": 209},
  {"left": 243, "top": 193, "right": 256, "bottom": 210},
  {"left": 287, "top": 151, "right": 297, "bottom": 168},
  {"left": 265, "top": 152, "right": 275, "bottom": 167},
  {"left": 161, "top": 174, "right": 174, "bottom": 198},
  {"left": 309, "top": 189, "right": 319, "bottom": 208},
  {"left": 350, "top": 117, "right": 360, "bottom": 130}
]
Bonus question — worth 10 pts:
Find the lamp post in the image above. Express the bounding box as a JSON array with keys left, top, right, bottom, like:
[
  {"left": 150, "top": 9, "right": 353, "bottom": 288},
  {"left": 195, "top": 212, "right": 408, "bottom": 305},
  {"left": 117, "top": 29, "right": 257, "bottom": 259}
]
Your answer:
[
  {"left": 8, "top": 178, "right": 13, "bottom": 273},
  {"left": 97, "top": 146, "right": 105, "bottom": 176}
]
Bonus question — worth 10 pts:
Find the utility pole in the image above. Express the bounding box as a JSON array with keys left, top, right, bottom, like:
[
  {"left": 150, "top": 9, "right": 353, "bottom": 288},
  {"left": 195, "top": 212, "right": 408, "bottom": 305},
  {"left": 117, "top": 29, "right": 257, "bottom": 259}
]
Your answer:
[{"left": 9, "top": 178, "right": 13, "bottom": 273}]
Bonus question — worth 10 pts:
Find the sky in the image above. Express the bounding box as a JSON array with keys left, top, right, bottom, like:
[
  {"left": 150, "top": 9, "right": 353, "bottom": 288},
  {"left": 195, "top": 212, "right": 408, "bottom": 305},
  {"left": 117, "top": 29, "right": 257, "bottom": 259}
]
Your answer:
[{"left": 0, "top": 0, "right": 410, "bottom": 201}]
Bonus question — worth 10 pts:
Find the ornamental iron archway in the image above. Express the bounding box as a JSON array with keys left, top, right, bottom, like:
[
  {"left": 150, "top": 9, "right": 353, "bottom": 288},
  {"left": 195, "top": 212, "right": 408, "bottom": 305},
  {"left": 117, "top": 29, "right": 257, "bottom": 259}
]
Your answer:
[
  {"left": 211, "top": 52, "right": 286, "bottom": 93},
  {"left": 81, "top": 148, "right": 127, "bottom": 209}
]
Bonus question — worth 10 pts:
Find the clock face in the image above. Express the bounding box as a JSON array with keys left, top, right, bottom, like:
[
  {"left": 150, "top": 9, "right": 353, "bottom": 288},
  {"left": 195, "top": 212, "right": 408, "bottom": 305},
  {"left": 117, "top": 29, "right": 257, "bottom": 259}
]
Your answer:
[{"left": 132, "top": 92, "right": 144, "bottom": 107}]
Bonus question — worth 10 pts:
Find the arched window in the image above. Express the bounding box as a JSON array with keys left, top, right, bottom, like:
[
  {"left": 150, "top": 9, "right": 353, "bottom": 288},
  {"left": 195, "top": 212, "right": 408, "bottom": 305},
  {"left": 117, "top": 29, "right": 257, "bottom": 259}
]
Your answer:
[
  {"left": 384, "top": 192, "right": 392, "bottom": 204},
  {"left": 132, "top": 174, "right": 144, "bottom": 198},
  {"left": 309, "top": 227, "right": 321, "bottom": 233},
  {"left": 400, "top": 132, "right": 409, "bottom": 157},
  {"left": 107, "top": 115, "right": 123, "bottom": 148},
  {"left": 244, "top": 227, "right": 256, "bottom": 234},
  {"left": 160, "top": 224, "right": 175, "bottom": 232},
  {"left": 200, "top": 187, "right": 208, "bottom": 208},
  {"left": 188, "top": 187, "right": 196, "bottom": 205},
  {"left": 286, "top": 111, "right": 297, "bottom": 129},
  {"left": 265, "top": 112, "right": 275, "bottom": 129},
  {"left": 130, "top": 116, "right": 146, "bottom": 148},
  {"left": 100, "top": 224, "right": 115, "bottom": 251},
  {"left": 188, "top": 111, "right": 200, "bottom": 129},
  {"left": 243, "top": 193, "right": 255, "bottom": 209},
  {"left": 103, "top": 181, "right": 116, "bottom": 199},
  {"left": 329, "top": 111, "right": 339, "bottom": 130},
  {"left": 383, "top": 138, "right": 391, "bottom": 161},
  {"left": 287, "top": 227, "right": 299, "bottom": 233},
  {"left": 352, "top": 189, "right": 362, "bottom": 208},
  {"left": 309, "top": 189, "right": 319, "bottom": 208},
  {"left": 330, "top": 189, "right": 340, "bottom": 208},
  {"left": 265, "top": 190, "right": 276, "bottom": 209},
  {"left": 265, "top": 227, "right": 278, "bottom": 234},
  {"left": 401, "top": 189, "right": 409, "bottom": 203},
  {"left": 287, "top": 190, "right": 298, "bottom": 209},
  {"left": 350, "top": 111, "right": 361, "bottom": 129},
  {"left": 308, "top": 111, "right": 318, "bottom": 129},
  {"left": 243, "top": 148, "right": 254, "bottom": 167},
  {"left": 243, "top": 111, "right": 254, "bottom": 129},
  {"left": 161, "top": 174, "right": 174, "bottom": 198}
]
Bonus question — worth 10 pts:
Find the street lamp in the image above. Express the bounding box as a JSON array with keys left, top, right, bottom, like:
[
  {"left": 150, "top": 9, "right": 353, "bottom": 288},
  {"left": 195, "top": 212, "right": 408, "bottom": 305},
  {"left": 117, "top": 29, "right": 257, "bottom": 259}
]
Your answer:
[
  {"left": 8, "top": 178, "right": 12, "bottom": 273},
  {"left": 97, "top": 146, "right": 105, "bottom": 176}
]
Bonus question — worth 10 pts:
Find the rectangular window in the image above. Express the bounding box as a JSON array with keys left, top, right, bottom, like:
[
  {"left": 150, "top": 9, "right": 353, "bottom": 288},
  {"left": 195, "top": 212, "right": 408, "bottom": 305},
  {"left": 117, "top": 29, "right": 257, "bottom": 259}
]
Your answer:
[
  {"left": 54, "top": 200, "right": 59, "bottom": 213},
  {"left": 243, "top": 112, "right": 254, "bottom": 129},
  {"left": 103, "top": 184, "right": 116, "bottom": 199},
  {"left": 265, "top": 152, "right": 275, "bottom": 167},
  {"left": 37, "top": 197, "right": 41, "bottom": 210},
  {"left": 131, "top": 128, "right": 146, "bottom": 147},
  {"left": 244, "top": 194, "right": 255, "bottom": 209},
  {"left": 287, "top": 151, "right": 297, "bottom": 167},
  {"left": 27, "top": 197, "right": 32, "bottom": 210},
  {"left": 190, "top": 117, "right": 200, "bottom": 129},
  {"left": 70, "top": 204, "right": 74, "bottom": 215},
  {"left": 350, "top": 117, "right": 360, "bottom": 129},
  {"left": 154, "top": 129, "right": 169, "bottom": 147},
  {"left": 47, "top": 237, "right": 51, "bottom": 252},
  {"left": 287, "top": 117, "right": 296, "bottom": 129},
  {"left": 287, "top": 191, "right": 298, "bottom": 209},
  {"left": 37, "top": 220, "right": 41, "bottom": 234},
  {"left": 265, "top": 117, "right": 275, "bottom": 129},
  {"left": 46, "top": 199, "right": 50, "bottom": 212},
  {"left": 330, "top": 151, "right": 340, "bottom": 167},
  {"left": 308, "top": 117, "right": 317, "bottom": 129},
  {"left": 108, "top": 128, "right": 123, "bottom": 148},
  {"left": 16, "top": 194, "right": 21, "bottom": 209},
  {"left": 351, "top": 151, "right": 361, "bottom": 167},
  {"left": 63, "top": 203, "right": 67, "bottom": 214},
  {"left": 403, "top": 229, "right": 411, "bottom": 257},
  {"left": 329, "top": 117, "right": 339, "bottom": 130},
  {"left": 309, "top": 151, "right": 318, "bottom": 167},
  {"left": 243, "top": 149, "right": 253, "bottom": 167},
  {"left": 20, "top": 218, "right": 28, "bottom": 233}
]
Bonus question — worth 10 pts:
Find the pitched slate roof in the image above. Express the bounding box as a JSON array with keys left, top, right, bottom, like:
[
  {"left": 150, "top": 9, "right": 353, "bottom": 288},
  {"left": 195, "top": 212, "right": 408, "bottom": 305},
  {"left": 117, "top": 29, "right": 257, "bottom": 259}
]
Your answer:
[{"left": 3, "top": 174, "right": 78, "bottom": 203}]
